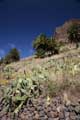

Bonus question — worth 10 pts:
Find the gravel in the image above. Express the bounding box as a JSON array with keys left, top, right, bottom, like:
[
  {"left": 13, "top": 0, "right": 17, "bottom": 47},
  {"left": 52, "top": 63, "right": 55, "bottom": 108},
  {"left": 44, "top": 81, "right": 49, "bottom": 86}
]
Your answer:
[{"left": 0, "top": 96, "right": 80, "bottom": 120}]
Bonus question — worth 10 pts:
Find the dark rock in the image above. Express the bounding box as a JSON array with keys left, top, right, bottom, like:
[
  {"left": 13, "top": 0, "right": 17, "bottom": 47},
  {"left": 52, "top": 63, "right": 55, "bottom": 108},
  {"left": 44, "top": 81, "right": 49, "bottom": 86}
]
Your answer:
[
  {"left": 40, "top": 116, "right": 47, "bottom": 120},
  {"left": 47, "top": 106, "right": 52, "bottom": 112},
  {"left": 76, "top": 115, "right": 80, "bottom": 120},
  {"left": 71, "top": 103, "right": 77, "bottom": 108},
  {"left": 37, "top": 106, "right": 43, "bottom": 112},
  {"left": 0, "top": 96, "right": 80, "bottom": 120},
  {"left": 75, "top": 106, "right": 80, "bottom": 114},
  {"left": 78, "top": 100, "right": 80, "bottom": 104},
  {"left": 67, "top": 105, "right": 74, "bottom": 112},
  {"left": 39, "top": 111, "right": 45, "bottom": 117}
]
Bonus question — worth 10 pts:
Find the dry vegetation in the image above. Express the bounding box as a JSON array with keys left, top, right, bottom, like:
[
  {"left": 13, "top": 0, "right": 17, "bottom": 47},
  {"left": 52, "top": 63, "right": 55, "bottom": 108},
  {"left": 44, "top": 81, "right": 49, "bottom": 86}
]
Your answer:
[
  {"left": 0, "top": 48, "right": 80, "bottom": 119},
  {"left": 1, "top": 48, "right": 80, "bottom": 95}
]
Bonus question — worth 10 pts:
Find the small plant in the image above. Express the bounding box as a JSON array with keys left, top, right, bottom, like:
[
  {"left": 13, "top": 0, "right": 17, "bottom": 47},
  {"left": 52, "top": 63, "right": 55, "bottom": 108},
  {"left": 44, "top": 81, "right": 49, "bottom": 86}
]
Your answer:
[
  {"left": 3, "top": 66, "right": 14, "bottom": 80},
  {"left": 47, "top": 80, "right": 61, "bottom": 97},
  {"left": 1, "top": 76, "right": 42, "bottom": 116}
]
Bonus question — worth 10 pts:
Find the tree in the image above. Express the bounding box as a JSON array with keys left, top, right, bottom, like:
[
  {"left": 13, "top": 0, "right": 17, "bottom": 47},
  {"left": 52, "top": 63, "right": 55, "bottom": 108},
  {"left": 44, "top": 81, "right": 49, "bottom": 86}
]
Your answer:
[
  {"left": 33, "top": 34, "right": 60, "bottom": 58},
  {"left": 4, "top": 48, "right": 20, "bottom": 64},
  {"left": 67, "top": 23, "right": 80, "bottom": 48},
  {"left": 33, "top": 33, "right": 48, "bottom": 57},
  {"left": 35, "top": 49, "right": 45, "bottom": 58},
  {"left": 47, "top": 38, "right": 59, "bottom": 55},
  {"left": 33, "top": 33, "right": 48, "bottom": 50}
]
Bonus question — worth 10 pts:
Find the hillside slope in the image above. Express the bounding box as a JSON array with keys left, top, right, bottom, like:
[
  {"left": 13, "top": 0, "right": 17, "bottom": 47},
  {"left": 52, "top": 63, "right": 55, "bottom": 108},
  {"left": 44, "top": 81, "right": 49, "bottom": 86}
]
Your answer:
[
  {"left": 1, "top": 48, "right": 80, "bottom": 86},
  {"left": 0, "top": 48, "right": 80, "bottom": 120}
]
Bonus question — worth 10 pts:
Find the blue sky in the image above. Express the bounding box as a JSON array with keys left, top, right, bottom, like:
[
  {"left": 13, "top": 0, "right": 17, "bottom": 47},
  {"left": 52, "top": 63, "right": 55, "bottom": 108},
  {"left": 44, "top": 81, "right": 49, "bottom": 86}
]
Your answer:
[{"left": 0, "top": 0, "right": 80, "bottom": 58}]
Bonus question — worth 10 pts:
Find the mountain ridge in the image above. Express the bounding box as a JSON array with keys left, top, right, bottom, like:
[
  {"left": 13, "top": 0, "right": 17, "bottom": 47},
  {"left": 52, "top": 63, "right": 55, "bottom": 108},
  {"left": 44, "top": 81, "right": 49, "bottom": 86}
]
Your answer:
[{"left": 54, "top": 19, "right": 80, "bottom": 43}]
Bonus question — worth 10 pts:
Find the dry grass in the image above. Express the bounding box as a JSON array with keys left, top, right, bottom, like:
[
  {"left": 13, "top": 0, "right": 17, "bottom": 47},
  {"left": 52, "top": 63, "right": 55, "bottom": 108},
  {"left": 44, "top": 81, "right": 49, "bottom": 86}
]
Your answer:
[{"left": 0, "top": 48, "right": 80, "bottom": 102}]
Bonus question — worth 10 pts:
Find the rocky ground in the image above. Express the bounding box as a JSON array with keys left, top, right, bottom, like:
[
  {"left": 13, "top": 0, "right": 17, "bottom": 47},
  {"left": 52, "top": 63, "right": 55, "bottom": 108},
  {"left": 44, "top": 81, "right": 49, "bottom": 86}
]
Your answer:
[
  {"left": 0, "top": 95, "right": 80, "bottom": 120},
  {"left": 0, "top": 48, "right": 80, "bottom": 120}
]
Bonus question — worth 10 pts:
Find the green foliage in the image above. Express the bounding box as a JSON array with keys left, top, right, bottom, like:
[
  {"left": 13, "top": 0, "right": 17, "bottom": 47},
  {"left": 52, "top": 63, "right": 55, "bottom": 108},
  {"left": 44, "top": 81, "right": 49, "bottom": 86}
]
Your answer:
[
  {"left": 33, "top": 34, "right": 59, "bottom": 58},
  {"left": 0, "top": 50, "right": 80, "bottom": 115},
  {"left": 35, "top": 48, "right": 45, "bottom": 58},
  {"left": 33, "top": 33, "right": 48, "bottom": 50},
  {"left": 47, "top": 38, "right": 59, "bottom": 55},
  {"left": 67, "top": 23, "right": 80, "bottom": 48},
  {"left": 1, "top": 77, "right": 42, "bottom": 115},
  {"left": 33, "top": 33, "right": 48, "bottom": 58},
  {"left": 3, "top": 66, "right": 15, "bottom": 80},
  {"left": 4, "top": 48, "right": 20, "bottom": 64}
]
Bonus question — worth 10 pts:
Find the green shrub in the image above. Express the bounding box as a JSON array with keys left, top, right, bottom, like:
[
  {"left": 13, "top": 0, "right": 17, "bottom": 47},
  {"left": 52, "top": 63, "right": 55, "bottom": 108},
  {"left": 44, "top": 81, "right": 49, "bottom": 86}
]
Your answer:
[
  {"left": 4, "top": 48, "right": 20, "bottom": 64},
  {"left": 67, "top": 23, "right": 80, "bottom": 48},
  {"left": 33, "top": 34, "right": 60, "bottom": 58},
  {"left": 35, "top": 49, "right": 45, "bottom": 58},
  {"left": 1, "top": 76, "right": 42, "bottom": 115},
  {"left": 47, "top": 38, "right": 60, "bottom": 55},
  {"left": 33, "top": 33, "right": 48, "bottom": 58}
]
